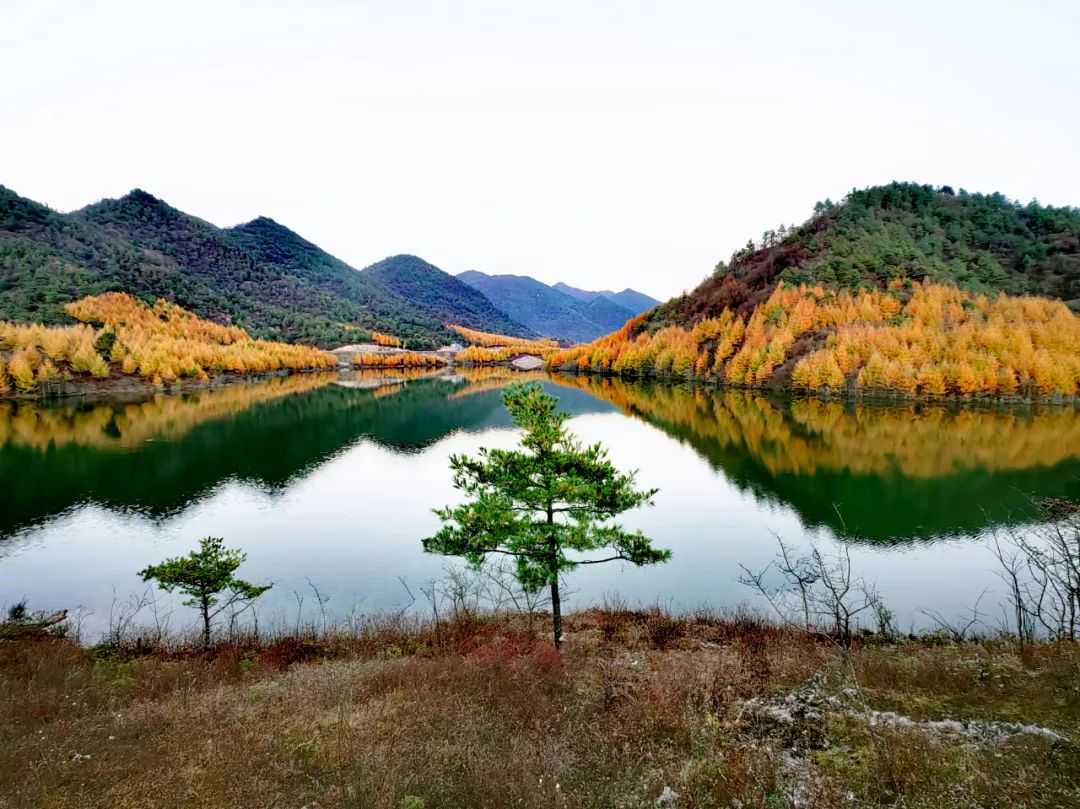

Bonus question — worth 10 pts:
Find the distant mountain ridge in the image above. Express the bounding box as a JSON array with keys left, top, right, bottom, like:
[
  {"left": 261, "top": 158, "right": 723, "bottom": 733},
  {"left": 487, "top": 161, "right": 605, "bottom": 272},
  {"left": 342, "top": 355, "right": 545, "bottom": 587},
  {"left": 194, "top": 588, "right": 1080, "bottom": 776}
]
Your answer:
[
  {"left": 366, "top": 257, "right": 531, "bottom": 339},
  {"left": 458, "top": 271, "right": 658, "bottom": 341},
  {"left": 0, "top": 186, "right": 533, "bottom": 348},
  {"left": 551, "top": 283, "right": 659, "bottom": 315}
]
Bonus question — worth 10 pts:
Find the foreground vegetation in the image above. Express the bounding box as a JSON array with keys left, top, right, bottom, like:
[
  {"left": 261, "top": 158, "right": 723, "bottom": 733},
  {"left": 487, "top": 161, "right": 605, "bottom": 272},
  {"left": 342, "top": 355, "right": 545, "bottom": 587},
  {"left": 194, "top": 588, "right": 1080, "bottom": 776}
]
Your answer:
[
  {"left": 2, "top": 609, "right": 1077, "bottom": 808},
  {"left": 0, "top": 293, "right": 336, "bottom": 395}
]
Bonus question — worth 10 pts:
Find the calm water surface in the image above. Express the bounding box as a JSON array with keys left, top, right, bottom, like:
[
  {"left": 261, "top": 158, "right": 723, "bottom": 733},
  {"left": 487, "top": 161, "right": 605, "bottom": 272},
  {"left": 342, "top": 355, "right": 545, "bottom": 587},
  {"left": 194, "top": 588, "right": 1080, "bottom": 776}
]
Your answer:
[{"left": 2, "top": 370, "right": 1078, "bottom": 637}]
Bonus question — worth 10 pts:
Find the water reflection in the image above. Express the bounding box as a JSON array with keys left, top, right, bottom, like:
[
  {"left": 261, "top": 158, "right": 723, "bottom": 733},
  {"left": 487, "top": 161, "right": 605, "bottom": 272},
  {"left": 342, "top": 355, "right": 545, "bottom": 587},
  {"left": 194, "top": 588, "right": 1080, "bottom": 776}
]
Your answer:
[
  {"left": 1, "top": 371, "right": 1077, "bottom": 545},
  {"left": 549, "top": 375, "right": 1080, "bottom": 542},
  {"left": 0, "top": 371, "right": 611, "bottom": 537},
  {"left": 3, "top": 369, "right": 1079, "bottom": 634}
]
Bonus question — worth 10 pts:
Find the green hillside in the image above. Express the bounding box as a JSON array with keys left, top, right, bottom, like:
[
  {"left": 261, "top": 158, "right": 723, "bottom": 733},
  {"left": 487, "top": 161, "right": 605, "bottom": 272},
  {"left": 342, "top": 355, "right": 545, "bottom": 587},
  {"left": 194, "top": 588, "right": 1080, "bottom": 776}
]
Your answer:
[
  {"left": 0, "top": 187, "right": 529, "bottom": 348},
  {"left": 363, "top": 255, "right": 534, "bottom": 338},
  {"left": 658, "top": 182, "right": 1080, "bottom": 328}
]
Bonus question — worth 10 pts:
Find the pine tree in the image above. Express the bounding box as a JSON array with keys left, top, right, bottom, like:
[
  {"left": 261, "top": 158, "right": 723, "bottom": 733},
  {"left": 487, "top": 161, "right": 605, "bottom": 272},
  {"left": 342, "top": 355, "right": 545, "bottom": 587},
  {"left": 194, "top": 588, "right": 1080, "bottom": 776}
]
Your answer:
[
  {"left": 424, "top": 383, "right": 670, "bottom": 648},
  {"left": 139, "top": 537, "right": 270, "bottom": 648}
]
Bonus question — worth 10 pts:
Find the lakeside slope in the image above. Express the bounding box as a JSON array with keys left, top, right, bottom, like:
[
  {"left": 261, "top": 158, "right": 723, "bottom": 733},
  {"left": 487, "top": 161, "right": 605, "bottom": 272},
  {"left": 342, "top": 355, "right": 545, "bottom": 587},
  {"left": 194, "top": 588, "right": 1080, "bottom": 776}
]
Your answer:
[{"left": 2, "top": 610, "right": 1077, "bottom": 808}]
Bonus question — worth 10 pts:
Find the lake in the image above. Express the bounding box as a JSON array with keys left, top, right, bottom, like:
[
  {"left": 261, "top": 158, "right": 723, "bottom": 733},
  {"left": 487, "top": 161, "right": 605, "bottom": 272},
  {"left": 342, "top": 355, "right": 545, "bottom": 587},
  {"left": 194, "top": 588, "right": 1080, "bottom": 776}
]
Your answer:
[{"left": 2, "top": 369, "right": 1078, "bottom": 638}]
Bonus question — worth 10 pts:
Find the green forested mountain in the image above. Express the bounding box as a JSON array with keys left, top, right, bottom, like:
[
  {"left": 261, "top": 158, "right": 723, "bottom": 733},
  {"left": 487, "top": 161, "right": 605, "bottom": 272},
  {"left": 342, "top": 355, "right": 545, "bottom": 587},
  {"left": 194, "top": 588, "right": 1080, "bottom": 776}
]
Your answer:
[
  {"left": 363, "top": 255, "right": 534, "bottom": 338},
  {"left": 657, "top": 182, "right": 1080, "bottom": 328},
  {"left": 0, "top": 187, "right": 530, "bottom": 348},
  {"left": 457, "top": 270, "right": 636, "bottom": 341}
]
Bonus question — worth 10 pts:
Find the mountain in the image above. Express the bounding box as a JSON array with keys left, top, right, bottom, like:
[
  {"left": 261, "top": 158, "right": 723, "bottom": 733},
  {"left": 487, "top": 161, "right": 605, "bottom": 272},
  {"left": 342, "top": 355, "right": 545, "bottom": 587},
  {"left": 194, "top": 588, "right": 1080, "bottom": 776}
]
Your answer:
[
  {"left": 551, "top": 282, "right": 659, "bottom": 315},
  {"left": 363, "top": 256, "right": 533, "bottom": 338},
  {"left": 550, "top": 183, "right": 1080, "bottom": 399},
  {"left": 224, "top": 217, "right": 455, "bottom": 342},
  {"left": 656, "top": 182, "right": 1080, "bottom": 329},
  {"left": 0, "top": 187, "right": 529, "bottom": 348},
  {"left": 457, "top": 271, "right": 636, "bottom": 342},
  {"left": 605, "top": 288, "right": 662, "bottom": 314}
]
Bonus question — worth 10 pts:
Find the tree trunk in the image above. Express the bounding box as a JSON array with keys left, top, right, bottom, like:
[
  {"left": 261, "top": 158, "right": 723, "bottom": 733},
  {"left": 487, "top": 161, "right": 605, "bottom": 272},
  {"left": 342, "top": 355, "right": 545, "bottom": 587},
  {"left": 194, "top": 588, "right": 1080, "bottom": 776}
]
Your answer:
[
  {"left": 546, "top": 502, "right": 562, "bottom": 649},
  {"left": 201, "top": 596, "right": 211, "bottom": 649},
  {"left": 550, "top": 575, "right": 562, "bottom": 649}
]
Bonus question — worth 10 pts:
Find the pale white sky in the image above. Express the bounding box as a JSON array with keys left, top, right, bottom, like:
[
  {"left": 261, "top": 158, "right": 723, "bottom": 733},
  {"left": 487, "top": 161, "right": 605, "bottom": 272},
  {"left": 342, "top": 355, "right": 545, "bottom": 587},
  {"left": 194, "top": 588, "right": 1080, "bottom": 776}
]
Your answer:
[{"left": 2, "top": 1, "right": 1077, "bottom": 300}]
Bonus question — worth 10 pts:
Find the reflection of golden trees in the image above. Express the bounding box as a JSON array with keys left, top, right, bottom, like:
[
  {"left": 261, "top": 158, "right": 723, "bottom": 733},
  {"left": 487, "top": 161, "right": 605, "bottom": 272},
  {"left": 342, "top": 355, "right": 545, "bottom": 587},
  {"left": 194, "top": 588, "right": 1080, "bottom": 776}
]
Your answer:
[
  {"left": 372, "top": 384, "right": 403, "bottom": 399},
  {"left": 0, "top": 373, "right": 336, "bottom": 452},
  {"left": 448, "top": 367, "right": 548, "bottom": 399},
  {"left": 549, "top": 375, "right": 1080, "bottom": 478},
  {"left": 548, "top": 282, "right": 1080, "bottom": 398},
  {"left": 349, "top": 368, "right": 446, "bottom": 383}
]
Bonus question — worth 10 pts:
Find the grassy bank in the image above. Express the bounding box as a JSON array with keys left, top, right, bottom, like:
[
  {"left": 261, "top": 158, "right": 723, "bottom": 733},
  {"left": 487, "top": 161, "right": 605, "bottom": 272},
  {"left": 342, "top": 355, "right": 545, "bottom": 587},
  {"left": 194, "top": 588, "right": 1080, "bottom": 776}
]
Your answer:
[{"left": 2, "top": 610, "right": 1077, "bottom": 808}]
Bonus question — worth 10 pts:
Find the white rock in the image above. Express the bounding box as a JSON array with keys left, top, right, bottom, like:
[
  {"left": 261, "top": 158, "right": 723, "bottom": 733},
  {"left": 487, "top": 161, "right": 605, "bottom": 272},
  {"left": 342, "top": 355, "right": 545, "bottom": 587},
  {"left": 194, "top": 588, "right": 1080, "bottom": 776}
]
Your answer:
[{"left": 656, "top": 785, "right": 679, "bottom": 807}]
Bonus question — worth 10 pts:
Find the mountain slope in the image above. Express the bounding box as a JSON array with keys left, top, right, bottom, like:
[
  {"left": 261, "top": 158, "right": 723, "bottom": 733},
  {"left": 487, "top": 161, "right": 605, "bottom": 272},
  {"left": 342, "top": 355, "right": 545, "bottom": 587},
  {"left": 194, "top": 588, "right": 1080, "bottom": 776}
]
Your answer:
[
  {"left": 0, "top": 186, "right": 236, "bottom": 329},
  {"left": 363, "top": 256, "right": 533, "bottom": 338},
  {"left": 457, "top": 270, "right": 634, "bottom": 341},
  {"left": 578, "top": 295, "right": 639, "bottom": 333},
  {"left": 552, "top": 282, "right": 659, "bottom": 314},
  {"left": 656, "top": 182, "right": 1080, "bottom": 330},
  {"left": 0, "top": 187, "right": 523, "bottom": 348},
  {"left": 549, "top": 183, "right": 1080, "bottom": 399},
  {"left": 604, "top": 288, "right": 661, "bottom": 314},
  {"left": 225, "top": 216, "right": 452, "bottom": 342}
]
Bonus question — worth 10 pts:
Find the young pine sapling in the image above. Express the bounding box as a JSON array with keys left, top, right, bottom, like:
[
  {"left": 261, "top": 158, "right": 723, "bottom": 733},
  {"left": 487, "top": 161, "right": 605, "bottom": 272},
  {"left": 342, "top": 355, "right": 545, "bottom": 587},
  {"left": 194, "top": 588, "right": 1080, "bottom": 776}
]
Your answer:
[{"left": 140, "top": 537, "right": 270, "bottom": 648}]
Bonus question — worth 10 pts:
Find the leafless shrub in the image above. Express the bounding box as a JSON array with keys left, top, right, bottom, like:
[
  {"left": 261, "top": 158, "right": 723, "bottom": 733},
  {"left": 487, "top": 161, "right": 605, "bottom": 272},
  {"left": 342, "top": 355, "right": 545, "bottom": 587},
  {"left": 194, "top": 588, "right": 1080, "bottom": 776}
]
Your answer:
[
  {"left": 918, "top": 589, "right": 988, "bottom": 642},
  {"left": 739, "top": 536, "right": 880, "bottom": 645},
  {"left": 103, "top": 586, "right": 153, "bottom": 648},
  {"left": 990, "top": 497, "right": 1080, "bottom": 641},
  {"left": 422, "top": 561, "right": 552, "bottom": 620}
]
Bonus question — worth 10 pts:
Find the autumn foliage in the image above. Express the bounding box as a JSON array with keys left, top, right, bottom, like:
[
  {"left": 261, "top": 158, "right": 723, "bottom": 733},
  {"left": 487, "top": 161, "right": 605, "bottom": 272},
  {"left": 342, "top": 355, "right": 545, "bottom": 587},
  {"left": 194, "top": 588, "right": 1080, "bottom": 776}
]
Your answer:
[
  {"left": 370, "top": 331, "right": 402, "bottom": 348},
  {"left": 548, "top": 282, "right": 1080, "bottom": 398},
  {"left": 0, "top": 292, "right": 336, "bottom": 394},
  {"left": 454, "top": 346, "right": 516, "bottom": 364},
  {"left": 448, "top": 325, "right": 559, "bottom": 355},
  {"left": 352, "top": 352, "right": 447, "bottom": 369}
]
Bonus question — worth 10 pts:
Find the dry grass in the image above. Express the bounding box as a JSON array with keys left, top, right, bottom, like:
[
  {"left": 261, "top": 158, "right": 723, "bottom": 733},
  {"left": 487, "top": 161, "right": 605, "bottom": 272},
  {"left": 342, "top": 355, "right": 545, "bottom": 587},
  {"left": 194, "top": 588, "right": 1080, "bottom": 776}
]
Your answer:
[{"left": 1, "top": 611, "right": 1077, "bottom": 808}]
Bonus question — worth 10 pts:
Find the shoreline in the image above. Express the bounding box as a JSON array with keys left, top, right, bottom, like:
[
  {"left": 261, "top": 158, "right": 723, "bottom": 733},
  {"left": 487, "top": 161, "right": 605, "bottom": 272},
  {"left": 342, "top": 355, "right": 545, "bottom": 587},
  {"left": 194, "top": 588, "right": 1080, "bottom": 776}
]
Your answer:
[
  {"left": 5, "top": 362, "right": 1079, "bottom": 410},
  {"left": 0, "top": 367, "right": 332, "bottom": 403},
  {"left": 550, "top": 368, "right": 1080, "bottom": 408}
]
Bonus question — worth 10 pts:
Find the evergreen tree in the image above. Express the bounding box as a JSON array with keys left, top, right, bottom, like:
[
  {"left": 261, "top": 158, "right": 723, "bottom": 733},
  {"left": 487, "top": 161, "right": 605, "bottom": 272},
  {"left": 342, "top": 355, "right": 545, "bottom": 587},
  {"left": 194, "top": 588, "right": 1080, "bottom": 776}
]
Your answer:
[
  {"left": 140, "top": 537, "right": 270, "bottom": 647},
  {"left": 424, "top": 383, "right": 670, "bottom": 648}
]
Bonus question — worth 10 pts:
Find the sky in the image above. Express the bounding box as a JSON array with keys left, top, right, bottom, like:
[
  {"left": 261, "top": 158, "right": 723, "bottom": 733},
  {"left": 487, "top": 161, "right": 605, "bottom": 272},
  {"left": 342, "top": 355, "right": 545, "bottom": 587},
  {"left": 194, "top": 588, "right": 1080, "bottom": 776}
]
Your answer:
[{"left": 2, "top": 1, "right": 1078, "bottom": 301}]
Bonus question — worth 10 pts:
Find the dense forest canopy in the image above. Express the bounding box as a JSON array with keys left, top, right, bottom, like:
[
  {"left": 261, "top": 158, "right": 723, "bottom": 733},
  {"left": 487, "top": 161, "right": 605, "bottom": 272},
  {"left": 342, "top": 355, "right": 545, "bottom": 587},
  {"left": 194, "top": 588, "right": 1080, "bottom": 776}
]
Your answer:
[{"left": 362, "top": 255, "right": 535, "bottom": 340}]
